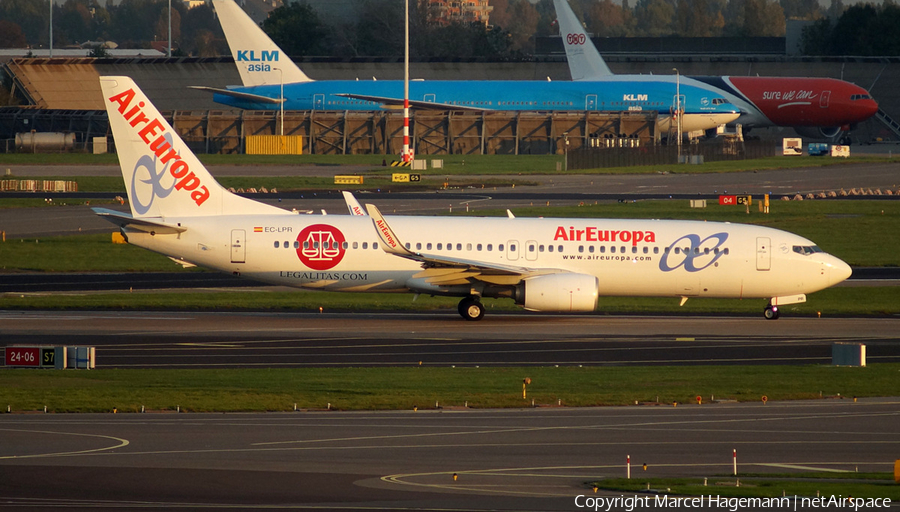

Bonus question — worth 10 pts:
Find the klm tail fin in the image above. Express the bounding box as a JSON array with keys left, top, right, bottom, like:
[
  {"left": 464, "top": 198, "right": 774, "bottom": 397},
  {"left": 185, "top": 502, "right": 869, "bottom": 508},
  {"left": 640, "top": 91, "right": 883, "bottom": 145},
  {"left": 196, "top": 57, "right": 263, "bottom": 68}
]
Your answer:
[
  {"left": 552, "top": 0, "right": 613, "bottom": 80},
  {"left": 100, "top": 76, "right": 290, "bottom": 218},
  {"left": 212, "top": 0, "right": 311, "bottom": 87}
]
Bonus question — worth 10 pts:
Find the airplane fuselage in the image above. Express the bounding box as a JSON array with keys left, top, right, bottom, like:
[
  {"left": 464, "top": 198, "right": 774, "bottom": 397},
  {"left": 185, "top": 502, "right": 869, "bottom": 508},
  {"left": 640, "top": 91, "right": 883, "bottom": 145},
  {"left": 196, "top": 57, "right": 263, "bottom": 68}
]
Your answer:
[
  {"left": 214, "top": 78, "right": 741, "bottom": 132},
  {"left": 126, "top": 214, "right": 850, "bottom": 308}
]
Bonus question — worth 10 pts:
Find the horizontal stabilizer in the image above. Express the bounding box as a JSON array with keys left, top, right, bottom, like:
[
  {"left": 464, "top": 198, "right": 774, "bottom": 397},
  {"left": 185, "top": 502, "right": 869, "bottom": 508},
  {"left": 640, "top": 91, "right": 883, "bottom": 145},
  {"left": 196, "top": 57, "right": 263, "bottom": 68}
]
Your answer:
[
  {"left": 92, "top": 208, "right": 187, "bottom": 234},
  {"left": 188, "top": 86, "right": 285, "bottom": 104}
]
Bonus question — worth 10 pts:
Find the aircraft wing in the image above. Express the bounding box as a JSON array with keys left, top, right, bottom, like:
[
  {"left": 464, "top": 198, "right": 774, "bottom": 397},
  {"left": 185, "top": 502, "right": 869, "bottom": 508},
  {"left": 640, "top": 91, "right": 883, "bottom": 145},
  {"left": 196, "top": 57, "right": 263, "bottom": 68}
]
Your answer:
[
  {"left": 334, "top": 93, "right": 491, "bottom": 111},
  {"left": 366, "top": 204, "right": 561, "bottom": 286},
  {"left": 92, "top": 208, "right": 187, "bottom": 234},
  {"left": 188, "top": 86, "right": 285, "bottom": 105}
]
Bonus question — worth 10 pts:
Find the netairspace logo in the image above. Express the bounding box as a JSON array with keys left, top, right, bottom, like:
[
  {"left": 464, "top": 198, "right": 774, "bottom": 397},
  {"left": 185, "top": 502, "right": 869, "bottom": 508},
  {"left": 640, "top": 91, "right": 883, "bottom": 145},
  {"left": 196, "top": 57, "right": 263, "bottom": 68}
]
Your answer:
[{"left": 574, "top": 494, "right": 892, "bottom": 512}]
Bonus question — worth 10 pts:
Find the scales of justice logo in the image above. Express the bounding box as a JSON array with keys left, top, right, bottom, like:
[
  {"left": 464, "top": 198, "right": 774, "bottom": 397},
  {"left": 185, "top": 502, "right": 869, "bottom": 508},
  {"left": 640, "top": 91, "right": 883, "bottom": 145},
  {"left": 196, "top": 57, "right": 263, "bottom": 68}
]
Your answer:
[{"left": 297, "top": 224, "right": 346, "bottom": 270}]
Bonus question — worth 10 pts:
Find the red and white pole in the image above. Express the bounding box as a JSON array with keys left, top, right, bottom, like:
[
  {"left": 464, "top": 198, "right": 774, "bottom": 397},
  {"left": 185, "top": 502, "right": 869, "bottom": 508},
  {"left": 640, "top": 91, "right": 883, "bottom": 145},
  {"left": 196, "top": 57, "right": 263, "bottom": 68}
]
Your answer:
[
  {"left": 402, "top": 0, "right": 411, "bottom": 163},
  {"left": 627, "top": 455, "right": 631, "bottom": 479},
  {"left": 733, "top": 449, "right": 737, "bottom": 476}
]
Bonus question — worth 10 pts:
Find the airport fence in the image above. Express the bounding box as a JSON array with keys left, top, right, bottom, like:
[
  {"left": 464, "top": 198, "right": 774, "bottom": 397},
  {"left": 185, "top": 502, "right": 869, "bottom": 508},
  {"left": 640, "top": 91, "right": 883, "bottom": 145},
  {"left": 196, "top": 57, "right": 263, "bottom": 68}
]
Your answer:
[{"left": 567, "top": 139, "right": 780, "bottom": 169}]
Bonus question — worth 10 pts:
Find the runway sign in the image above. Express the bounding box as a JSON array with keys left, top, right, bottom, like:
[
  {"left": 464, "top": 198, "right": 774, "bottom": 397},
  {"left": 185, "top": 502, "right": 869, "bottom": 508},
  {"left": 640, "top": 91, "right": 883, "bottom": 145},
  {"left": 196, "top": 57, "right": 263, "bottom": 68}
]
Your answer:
[{"left": 4, "top": 346, "right": 62, "bottom": 368}]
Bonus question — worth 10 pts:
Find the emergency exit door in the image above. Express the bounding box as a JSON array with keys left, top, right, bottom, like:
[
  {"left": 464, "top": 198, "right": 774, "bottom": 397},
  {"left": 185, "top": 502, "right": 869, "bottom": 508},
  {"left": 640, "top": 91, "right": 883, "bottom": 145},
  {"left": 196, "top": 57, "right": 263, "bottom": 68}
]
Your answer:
[
  {"left": 231, "top": 229, "right": 246, "bottom": 264},
  {"left": 756, "top": 237, "right": 771, "bottom": 271}
]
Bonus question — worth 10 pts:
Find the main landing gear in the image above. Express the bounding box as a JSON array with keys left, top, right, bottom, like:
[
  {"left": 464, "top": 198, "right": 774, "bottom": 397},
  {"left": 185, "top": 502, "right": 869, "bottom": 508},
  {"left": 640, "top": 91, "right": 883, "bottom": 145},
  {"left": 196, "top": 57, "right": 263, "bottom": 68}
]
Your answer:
[
  {"left": 764, "top": 303, "right": 780, "bottom": 320},
  {"left": 458, "top": 296, "right": 485, "bottom": 321}
]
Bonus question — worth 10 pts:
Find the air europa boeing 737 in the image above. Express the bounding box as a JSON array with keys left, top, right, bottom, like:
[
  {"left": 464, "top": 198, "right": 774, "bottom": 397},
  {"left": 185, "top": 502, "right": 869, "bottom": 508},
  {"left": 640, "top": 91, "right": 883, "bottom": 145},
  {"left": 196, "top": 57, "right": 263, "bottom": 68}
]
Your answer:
[
  {"left": 553, "top": 0, "right": 878, "bottom": 139},
  {"left": 95, "top": 76, "right": 850, "bottom": 320},
  {"left": 190, "top": 0, "right": 740, "bottom": 134}
]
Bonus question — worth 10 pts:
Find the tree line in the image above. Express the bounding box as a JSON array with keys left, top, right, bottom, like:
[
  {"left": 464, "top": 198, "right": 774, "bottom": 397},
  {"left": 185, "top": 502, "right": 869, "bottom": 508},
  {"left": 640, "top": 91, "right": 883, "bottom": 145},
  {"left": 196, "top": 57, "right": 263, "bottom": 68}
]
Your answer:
[{"left": 1, "top": 0, "right": 897, "bottom": 58}]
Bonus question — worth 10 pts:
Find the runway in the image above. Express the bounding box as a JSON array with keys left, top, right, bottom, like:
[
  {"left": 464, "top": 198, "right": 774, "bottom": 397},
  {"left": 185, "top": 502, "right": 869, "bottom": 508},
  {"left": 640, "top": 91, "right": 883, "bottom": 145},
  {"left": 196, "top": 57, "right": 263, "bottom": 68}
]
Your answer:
[
  {"left": 3, "top": 311, "right": 900, "bottom": 368},
  {"left": 1, "top": 400, "right": 899, "bottom": 510}
]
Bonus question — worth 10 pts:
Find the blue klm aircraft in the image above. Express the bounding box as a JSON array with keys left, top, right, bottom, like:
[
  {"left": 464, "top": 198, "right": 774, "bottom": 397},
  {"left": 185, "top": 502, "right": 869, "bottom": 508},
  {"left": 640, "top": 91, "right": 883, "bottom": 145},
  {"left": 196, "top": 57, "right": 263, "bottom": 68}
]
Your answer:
[{"left": 196, "top": 0, "right": 740, "bottom": 133}]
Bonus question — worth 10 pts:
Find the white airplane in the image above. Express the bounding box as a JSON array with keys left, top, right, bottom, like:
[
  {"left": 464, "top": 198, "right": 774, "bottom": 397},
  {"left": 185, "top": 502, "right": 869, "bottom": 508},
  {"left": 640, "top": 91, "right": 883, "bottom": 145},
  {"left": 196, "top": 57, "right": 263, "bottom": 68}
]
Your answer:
[{"left": 95, "top": 76, "right": 851, "bottom": 320}]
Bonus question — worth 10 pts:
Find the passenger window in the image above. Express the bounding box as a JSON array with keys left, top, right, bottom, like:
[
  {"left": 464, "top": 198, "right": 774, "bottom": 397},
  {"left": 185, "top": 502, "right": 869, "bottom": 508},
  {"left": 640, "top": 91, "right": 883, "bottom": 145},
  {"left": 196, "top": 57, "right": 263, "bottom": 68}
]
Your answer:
[
  {"left": 405, "top": 243, "right": 411, "bottom": 249},
  {"left": 342, "top": 242, "right": 348, "bottom": 249},
  {"left": 304, "top": 241, "right": 310, "bottom": 249},
  {"left": 437, "top": 243, "right": 443, "bottom": 250},
  {"left": 653, "top": 247, "right": 659, "bottom": 254},
  {"left": 293, "top": 241, "right": 299, "bottom": 249},
  {"left": 578, "top": 246, "right": 584, "bottom": 253},
  {"left": 373, "top": 243, "right": 379, "bottom": 249},
  {"left": 467, "top": 243, "right": 472, "bottom": 251},
  {"left": 643, "top": 247, "right": 648, "bottom": 254},
  {"left": 558, "top": 245, "right": 563, "bottom": 252},
  {"left": 674, "top": 248, "right": 680, "bottom": 254},
  {"left": 274, "top": 241, "right": 280, "bottom": 248},
  {"left": 362, "top": 242, "right": 368, "bottom": 249},
  {"left": 589, "top": 246, "right": 594, "bottom": 253},
  {"left": 457, "top": 243, "right": 462, "bottom": 251},
  {"left": 631, "top": 247, "right": 637, "bottom": 254},
  {"left": 611, "top": 247, "right": 616, "bottom": 253},
  {"left": 539, "top": 245, "right": 545, "bottom": 252},
  {"left": 600, "top": 246, "right": 606, "bottom": 253},
  {"left": 353, "top": 242, "right": 358, "bottom": 249},
  {"left": 724, "top": 248, "right": 729, "bottom": 255},
  {"left": 548, "top": 245, "right": 553, "bottom": 253},
  {"left": 477, "top": 244, "right": 482, "bottom": 251},
  {"left": 487, "top": 244, "right": 492, "bottom": 251},
  {"left": 427, "top": 243, "right": 432, "bottom": 250}
]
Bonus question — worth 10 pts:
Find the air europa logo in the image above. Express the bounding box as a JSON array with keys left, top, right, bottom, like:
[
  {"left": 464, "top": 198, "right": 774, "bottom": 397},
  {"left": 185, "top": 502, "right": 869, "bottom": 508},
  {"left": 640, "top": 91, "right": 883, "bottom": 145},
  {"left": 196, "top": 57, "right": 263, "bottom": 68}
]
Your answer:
[
  {"left": 108, "top": 88, "right": 209, "bottom": 209},
  {"left": 297, "top": 224, "right": 346, "bottom": 271},
  {"left": 554, "top": 226, "right": 656, "bottom": 246}
]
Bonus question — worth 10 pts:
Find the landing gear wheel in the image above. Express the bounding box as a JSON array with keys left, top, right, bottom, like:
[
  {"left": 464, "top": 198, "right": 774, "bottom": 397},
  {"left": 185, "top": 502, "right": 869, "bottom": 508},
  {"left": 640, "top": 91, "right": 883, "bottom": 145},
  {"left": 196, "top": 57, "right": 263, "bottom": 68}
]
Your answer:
[
  {"left": 764, "top": 305, "right": 780, "bottom": 320},
  {"left": 458, "top": 297, "right": 485, "bottom": 321}
]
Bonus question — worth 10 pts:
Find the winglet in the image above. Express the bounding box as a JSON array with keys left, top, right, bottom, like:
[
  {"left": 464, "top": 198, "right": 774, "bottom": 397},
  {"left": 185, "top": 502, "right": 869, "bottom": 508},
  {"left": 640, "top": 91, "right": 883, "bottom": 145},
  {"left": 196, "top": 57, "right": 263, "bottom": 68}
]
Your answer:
[
  {"left": 366, "top": 204, "right": 414, "bottom": 256},
  {"left": 343, "top": 191, "right": 367, "bottom": 216}
]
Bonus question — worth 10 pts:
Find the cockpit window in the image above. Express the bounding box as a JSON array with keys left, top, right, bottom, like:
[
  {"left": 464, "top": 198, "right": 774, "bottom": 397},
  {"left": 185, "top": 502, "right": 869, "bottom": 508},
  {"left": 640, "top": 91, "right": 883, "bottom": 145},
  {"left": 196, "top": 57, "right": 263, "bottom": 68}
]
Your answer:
[
  {"left": 851, "top": 94, "right": 872, "bottom": 101},
  {"left": 793, "top": 245, "right": 824, "bottom": 255},
  {"left": 712, "top": 98, "right": 727, "bottom": 105}
]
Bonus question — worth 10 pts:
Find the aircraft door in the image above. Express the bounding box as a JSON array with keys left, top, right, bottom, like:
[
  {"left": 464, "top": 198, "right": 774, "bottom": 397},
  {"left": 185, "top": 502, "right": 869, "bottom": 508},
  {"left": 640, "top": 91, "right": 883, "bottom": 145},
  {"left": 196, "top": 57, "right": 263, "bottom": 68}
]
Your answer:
[
  {"left": 820, "top": 90, "right": 831, "bottom": 108},
  {"left": 424, "top": 94, "right": 436, "bottom": 103},
  {"left": 314, "top": 94, "right": 325, "bottom": 110},
  {"left": 585, "top": 94, "right": 597, "bottom": 110},
  {"left": 525, "top": 240, "right": 538, "bottom": 261},
  {"left": 231, "top": 229, "right": 246, "bottom": 264},
  {"left": 507, "top": 240, "right": 519, "bottom": 261},
  {"left": 756, "top": 237, "right": 771, "bottom": 271}
]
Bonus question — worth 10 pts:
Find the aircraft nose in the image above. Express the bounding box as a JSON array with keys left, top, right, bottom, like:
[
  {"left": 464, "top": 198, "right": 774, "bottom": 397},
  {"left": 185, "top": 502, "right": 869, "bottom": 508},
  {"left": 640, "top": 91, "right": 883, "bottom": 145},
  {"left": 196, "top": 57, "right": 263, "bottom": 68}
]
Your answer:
[{"left": 828, "top": 256, "right": 852, "bottom": 286}]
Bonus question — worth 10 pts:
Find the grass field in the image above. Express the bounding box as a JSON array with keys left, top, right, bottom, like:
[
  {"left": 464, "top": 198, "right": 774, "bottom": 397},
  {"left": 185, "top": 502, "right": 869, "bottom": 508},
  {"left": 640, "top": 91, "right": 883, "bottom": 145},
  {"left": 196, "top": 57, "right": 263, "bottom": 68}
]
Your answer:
[
  {"left": 3, "top": 200, "right": 898, "bottom": 269},
  {"left": 0, "top": 364, "right": 896, "bottom": 413},
  {"left": 3, "top": 152, "right": 898, "bottom": 176},
  {"left": 1, "top": 286, "right": 898, "bottom": 317}
]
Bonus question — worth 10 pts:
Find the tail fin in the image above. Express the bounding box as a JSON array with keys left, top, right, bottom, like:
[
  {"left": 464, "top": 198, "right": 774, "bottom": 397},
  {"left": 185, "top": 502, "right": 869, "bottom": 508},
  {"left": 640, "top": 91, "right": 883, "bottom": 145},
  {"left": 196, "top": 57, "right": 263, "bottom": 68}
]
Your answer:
[
  {"left": 100, "top": 76, "right": 290, "bottom": 218},
  {"left": 552, "top": 0, "right": 613, "bottom": 80},
  {"left": 212, "top": 0, "right": 312, "bottom": 87}
]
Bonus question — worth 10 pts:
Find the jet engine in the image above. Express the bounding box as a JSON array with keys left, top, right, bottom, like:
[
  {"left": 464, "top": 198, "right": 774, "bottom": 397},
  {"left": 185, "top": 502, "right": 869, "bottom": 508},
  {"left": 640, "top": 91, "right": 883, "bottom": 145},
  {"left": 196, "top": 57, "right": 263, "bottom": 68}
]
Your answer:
[{"left": 517, "top": 273, "right": 599, "bottom": 312}]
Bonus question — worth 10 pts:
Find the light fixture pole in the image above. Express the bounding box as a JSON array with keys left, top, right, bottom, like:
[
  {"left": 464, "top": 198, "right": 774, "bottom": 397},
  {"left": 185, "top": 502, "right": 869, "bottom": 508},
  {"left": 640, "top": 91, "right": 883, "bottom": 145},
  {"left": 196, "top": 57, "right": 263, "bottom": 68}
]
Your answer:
[
  {"left": 274, "top": 67, "right": 284, "bottom": 136},
  {"left": 673, "top": 67, "right": 682, "bottom": 162},
  {"left": 167, "top": 0, "right": 172, "bottom": 58}
]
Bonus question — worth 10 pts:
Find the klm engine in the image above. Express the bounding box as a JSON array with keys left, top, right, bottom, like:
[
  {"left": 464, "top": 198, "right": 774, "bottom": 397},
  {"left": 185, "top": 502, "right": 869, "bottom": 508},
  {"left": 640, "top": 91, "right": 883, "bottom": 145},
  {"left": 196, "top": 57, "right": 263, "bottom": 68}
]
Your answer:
[{"left": 517, "top": 273, "right": 599, "bottom": 312}]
